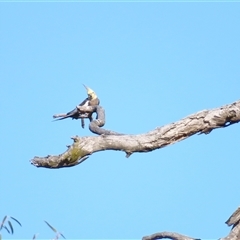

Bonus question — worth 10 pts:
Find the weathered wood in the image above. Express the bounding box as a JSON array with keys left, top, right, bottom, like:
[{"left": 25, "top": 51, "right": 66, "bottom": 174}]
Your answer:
[
  {"left": 142, "top": 232, "right": 199, "bottom": 240},
  {"left": 142, "top": 206, "right": 240, "bottom": 240},
  {"left": 226, "top": 207, "right": 240, "bottom": 228},
  {"left": 30, "top": 100, "right": 240, "bottom": 169}
]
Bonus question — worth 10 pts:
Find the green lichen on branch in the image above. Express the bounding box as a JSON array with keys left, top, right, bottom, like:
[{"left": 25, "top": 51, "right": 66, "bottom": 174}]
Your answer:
[
  {"left": 68, "top": 145, "right": 82, "bottom": 164},
  {"left": 31, "top": 136, "right": 90, "bottom": 168},
  {"left": 66, "top": 137, "right": 89, "bottom": 165}
]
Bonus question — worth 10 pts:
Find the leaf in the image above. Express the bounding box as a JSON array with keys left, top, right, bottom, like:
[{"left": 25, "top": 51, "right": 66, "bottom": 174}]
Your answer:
[
  {"left": 0, "top": 216, "right": 7, "bottom": 230},
  {"left": 60, "top": 232, "right": 66, "bottom": 239},
  {"left": 44, "top": 221, "right": 66, "bottom": 239},
  {"left": 32, "top": 233, "right": 38, "bottom": 239},
  {"left": 44, "top": 221, "right": 57, "bottom": 233},
  {"left": 8, "top": 221, "right": 14, "bottom": 234},
  {"left": 10, "top": 216, "right": 22, "bottom": 227},
  {"left": 3, "top": 226, "right": 10, "bottom": 234}
]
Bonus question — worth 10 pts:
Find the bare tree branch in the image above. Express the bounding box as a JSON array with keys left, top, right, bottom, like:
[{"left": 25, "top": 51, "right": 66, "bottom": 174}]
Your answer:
[
  {"left": 142, "top": 231, "right": 199, "bottom": 240},
  {"left": 30, "top": 100, "right": 240, "bottom": 169},
  {"left": 143, "top": 206, "right": 240, "bottom": 240},
  {"left": 220, "top": 207, "right": 240, "bottom": 240},
  {"left": 225, "top": 207, "right": 240, "bottom": 228}
]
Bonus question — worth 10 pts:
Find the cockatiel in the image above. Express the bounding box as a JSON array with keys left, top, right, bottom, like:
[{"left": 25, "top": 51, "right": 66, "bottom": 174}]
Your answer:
[{"left": 53, "top": 85, "right": 100, "bottom": 128}]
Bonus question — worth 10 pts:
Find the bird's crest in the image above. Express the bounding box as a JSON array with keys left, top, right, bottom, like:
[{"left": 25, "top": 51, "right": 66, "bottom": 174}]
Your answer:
[{"left": 83, "top": 84, "right": 97, "bottom": 99}]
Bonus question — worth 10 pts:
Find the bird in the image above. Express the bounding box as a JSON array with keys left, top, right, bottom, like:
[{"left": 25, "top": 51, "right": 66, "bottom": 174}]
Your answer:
[{"left": 53, "top": 84, "right": 100, "bottom": 128}]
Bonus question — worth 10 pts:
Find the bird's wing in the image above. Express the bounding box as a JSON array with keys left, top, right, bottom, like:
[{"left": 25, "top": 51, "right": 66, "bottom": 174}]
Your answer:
[
  {"left": 53, "top": 98, "right": 91, "bottom": 121},
  {"left": 78, "top": 98, "right": 89, "bottom": 106}
]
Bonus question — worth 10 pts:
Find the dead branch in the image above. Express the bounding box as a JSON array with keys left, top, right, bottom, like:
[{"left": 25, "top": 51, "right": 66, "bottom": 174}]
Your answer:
[
  {"left": 226, "top": 207, "right": 240, "bottom": 228},
  {"left": 142, "top": 231, "right": 199, "bottom": 240},
  {"left": 78, "top": 105, "right": 123, "bottom": 135},
  {"left": 142, "top": 206, "right": 240, "bottom": 240},
  {"left": 30, "top": 100, "right": 240, "bottom": 169}
]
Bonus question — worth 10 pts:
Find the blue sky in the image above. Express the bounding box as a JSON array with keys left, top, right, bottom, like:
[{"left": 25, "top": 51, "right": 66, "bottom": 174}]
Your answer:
[{"left": 1, "top": 2, "right": 240, "bottom": 239}]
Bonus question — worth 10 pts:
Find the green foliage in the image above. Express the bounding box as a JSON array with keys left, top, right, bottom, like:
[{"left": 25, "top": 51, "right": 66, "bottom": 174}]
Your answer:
[
  {"left": 0, "top": 215, "right": 21, "bottom": 238},
  {"left": 0, "top": 215, "right": 65, "bottom": 240}
]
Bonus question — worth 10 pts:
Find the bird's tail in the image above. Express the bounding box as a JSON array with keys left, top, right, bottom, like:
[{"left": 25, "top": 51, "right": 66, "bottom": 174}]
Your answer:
[
  {"left": 53, "top": 113, "right": 67, "bottom": 118},
  {"left": 52, "top": 114, "right": 69, "bottom": 121},
  {"left": 52, "top": 108, "right": 79, "bottom": 121}
]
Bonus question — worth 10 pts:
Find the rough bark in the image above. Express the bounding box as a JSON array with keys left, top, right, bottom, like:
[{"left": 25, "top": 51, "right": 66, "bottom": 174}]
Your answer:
[
  {"left": 142, "top": 206, "right": 240, "bottom": 240},
  {"left": 142, "top": 232, "right": 199, "bottom": 240},
  {"left": 30, "top": 100, "right": 240, "bottom": 169}
]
